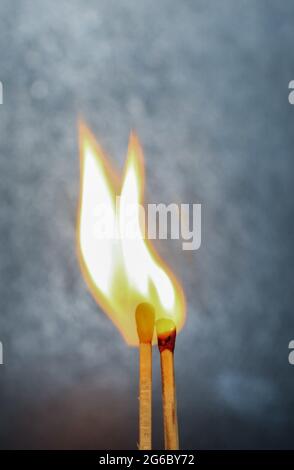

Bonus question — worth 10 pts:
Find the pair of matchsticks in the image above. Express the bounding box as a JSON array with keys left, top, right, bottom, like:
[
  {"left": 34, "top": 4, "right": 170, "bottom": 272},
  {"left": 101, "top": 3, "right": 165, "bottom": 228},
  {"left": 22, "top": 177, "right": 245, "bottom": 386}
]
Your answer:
[{"left": 135, "top": 302, "right": 179, "bottom": 450}]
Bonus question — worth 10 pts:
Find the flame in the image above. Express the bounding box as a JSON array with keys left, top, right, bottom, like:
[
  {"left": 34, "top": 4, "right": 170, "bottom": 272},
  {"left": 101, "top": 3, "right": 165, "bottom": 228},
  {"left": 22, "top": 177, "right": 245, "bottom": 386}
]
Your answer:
[{"left": 76, "top": 121, "right": 186, "bottom": 345}]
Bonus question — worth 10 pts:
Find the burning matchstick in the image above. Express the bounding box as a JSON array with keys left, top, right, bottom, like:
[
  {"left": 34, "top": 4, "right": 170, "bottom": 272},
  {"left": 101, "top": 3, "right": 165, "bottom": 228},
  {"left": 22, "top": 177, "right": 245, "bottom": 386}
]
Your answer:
[
  {"left": 156, "top": 318, "right": 179, "bottom": 450},
  {"left": 135, "top": 303, "right": 155, "bottom": 450},
  {"left": 77, "top": 122, "right": 186, "bottom": 450},
  {"left": 136, "top": 306, "right": 180, "bottom": 450}
]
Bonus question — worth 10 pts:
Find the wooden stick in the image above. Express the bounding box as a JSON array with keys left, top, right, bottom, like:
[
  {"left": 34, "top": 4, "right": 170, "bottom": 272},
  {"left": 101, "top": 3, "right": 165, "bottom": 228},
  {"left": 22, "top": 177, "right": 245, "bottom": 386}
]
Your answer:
[
  {"left": 135, "top": 303, "right": 155, "bottom": 450},
  {"left": 156, "top": 319, "right": 179, "bottom": 450}
]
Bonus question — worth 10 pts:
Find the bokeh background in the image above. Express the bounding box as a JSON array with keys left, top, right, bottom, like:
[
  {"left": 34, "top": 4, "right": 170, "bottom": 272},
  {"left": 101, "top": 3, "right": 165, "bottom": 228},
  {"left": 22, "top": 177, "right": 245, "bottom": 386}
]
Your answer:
[{"left": 0, "top": 0, "right": 294, "bottom": 449}]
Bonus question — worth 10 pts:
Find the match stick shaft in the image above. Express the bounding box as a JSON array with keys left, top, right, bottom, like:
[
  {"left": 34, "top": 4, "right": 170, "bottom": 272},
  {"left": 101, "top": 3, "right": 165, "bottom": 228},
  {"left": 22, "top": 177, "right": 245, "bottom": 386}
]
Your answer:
[
  {"left": 138, "top": 342, "right": 152, "bottom": 450},
  {"left": 160, "top": 349, "right": 179, "bottom": 450}
]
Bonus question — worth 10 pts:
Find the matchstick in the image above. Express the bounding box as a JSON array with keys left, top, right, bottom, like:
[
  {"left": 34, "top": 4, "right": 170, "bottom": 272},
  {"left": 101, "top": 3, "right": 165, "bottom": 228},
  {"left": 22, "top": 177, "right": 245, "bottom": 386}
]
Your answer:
[
  {"left": 156, "top": 318, "right": 179, "bottom": 450},
  {"left": 135, "top": 303, "right": 155, "bottom": 450}
]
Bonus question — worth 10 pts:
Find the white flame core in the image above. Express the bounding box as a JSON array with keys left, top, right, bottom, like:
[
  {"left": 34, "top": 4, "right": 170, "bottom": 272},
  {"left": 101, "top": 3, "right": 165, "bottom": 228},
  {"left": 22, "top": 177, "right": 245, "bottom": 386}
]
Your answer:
[{"left": 80, "top": 142, "right": 174, "bottom": 310}]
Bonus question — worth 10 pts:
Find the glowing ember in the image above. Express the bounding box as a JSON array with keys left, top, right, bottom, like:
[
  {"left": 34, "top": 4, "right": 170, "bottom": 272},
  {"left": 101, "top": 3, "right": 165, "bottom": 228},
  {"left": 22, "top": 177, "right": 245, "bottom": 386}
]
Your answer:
[{"left": 76, "top": 121, "right": 186, "bottom": 345}]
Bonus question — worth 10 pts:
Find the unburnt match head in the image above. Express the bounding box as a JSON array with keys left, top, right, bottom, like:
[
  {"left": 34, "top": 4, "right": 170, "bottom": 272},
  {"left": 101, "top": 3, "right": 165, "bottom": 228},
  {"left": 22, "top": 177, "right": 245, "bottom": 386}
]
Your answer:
[
  {"left": 135, "top": 302, "right": 155, "bottom": 344},
  {"left": 156, "top": 319, "right": 177, "bottom": 353}
]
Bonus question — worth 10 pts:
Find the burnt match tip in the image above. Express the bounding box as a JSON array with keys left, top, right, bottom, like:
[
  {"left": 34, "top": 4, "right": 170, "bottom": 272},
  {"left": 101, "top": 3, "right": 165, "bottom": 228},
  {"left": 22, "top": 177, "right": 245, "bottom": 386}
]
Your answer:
[
  {"left": 156, "top": 318, "right": 177, "bottom": 353},
  {"left": 135, "top": 303, "right": 155, "bottom": 343}
]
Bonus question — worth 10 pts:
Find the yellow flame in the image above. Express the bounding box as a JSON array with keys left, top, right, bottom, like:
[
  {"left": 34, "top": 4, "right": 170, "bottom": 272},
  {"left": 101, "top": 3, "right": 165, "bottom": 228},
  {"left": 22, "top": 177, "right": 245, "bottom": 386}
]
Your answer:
[{"left": 76, "top": 121, "right": 186, "bottom": 345}]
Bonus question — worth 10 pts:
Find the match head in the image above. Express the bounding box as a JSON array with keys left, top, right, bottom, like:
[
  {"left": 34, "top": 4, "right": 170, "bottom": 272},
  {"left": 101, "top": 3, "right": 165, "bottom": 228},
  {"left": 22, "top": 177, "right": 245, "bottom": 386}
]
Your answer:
[
  {"left": 135, "top": 303, "right": 155, "bottom": 344},
  {"left": 156, "top": 318, "right": 177, "bottom": 353}
]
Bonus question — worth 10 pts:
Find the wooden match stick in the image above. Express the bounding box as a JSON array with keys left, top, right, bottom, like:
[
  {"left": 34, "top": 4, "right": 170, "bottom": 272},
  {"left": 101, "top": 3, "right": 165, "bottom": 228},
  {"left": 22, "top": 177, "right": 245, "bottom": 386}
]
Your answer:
[
  {"left": 156, "top": 318, "right": 179, "bottom": 450},
  {"left": 135, "top": 302, "right": 155, "bottom": 450}
]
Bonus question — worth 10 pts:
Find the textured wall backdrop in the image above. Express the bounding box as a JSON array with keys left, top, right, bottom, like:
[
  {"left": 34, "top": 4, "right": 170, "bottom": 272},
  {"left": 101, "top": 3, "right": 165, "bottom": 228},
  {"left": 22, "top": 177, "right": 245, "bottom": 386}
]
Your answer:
[{"left": 0, "top": 0, "right": 294, "bottom": 449}]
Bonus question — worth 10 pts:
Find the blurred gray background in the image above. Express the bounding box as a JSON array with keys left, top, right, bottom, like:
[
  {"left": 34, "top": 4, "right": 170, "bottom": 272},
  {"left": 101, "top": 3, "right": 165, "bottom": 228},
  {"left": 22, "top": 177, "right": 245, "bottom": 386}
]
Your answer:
[{"left": 0, "top": 0, "right": 294, "bottom": 449}]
